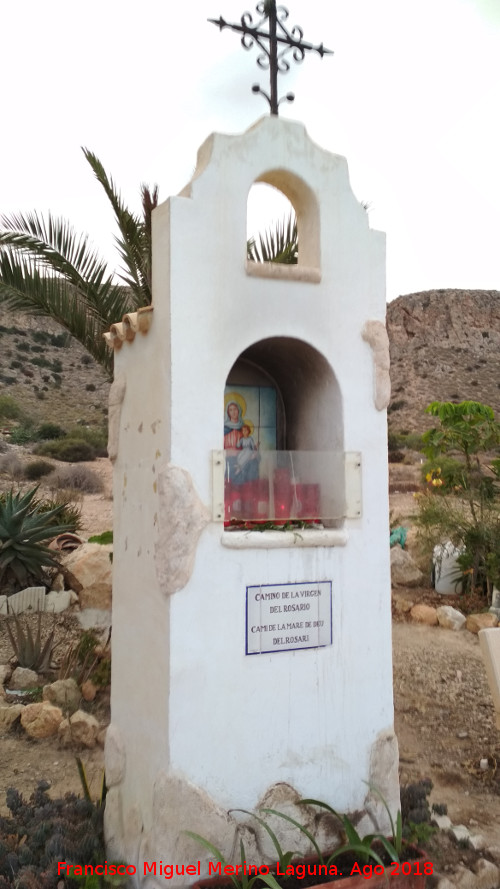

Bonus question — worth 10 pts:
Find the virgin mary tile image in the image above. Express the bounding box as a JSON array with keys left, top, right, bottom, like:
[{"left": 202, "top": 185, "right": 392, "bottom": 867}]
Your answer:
[{"left": 223, "top": 386, "right": 277, "bottom": 483}]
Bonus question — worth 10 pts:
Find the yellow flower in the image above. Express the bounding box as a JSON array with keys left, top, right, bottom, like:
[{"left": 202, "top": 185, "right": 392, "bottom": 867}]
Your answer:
[{"left": 425, "top": 472, "right": 433, "bottom": 482}]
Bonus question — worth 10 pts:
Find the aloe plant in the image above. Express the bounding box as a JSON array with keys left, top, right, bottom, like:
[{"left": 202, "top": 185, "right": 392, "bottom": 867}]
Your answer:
[
  {"left": 5, "top": 610, "right": 56, "bottom": 672},
  {"left": 0, "top": 486, "right": 74, "bottom": 595}
]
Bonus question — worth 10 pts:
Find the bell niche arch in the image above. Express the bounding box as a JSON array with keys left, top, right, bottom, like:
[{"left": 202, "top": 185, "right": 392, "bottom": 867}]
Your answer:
[
  {"left": 223, "top": 337, "right": 344, "bottom": 527},
  {"left": 245, "top": 169, "right": 320, "bottom": 280}
]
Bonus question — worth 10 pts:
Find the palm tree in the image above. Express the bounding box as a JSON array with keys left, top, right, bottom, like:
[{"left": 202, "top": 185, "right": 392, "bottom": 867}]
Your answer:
[{"left": 0, "top": 150, "right": 158, "bottom": 376}]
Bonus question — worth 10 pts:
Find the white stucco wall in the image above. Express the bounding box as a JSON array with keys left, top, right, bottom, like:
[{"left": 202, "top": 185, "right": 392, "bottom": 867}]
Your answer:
[{"left": 105, "top": 116, "right": 397, "bottom": 887}]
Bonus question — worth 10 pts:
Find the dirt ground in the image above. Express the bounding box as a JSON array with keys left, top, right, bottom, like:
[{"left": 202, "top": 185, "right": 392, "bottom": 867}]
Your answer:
[{"left": 1, "top": 455, "right": 499, "bottom": 855}]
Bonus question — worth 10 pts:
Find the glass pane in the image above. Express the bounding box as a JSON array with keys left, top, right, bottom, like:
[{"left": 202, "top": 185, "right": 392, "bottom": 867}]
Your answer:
[{"left": 223, "top": 451, "right": 345, "bottom": 525}]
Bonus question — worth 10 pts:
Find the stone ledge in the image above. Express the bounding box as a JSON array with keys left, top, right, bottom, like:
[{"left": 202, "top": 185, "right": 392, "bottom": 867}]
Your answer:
[{"left": 221, "top": 528, "right": 349, "bottom": 549}]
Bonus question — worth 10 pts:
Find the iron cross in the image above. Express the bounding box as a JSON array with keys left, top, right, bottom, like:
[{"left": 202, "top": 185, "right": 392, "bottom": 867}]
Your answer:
[{"left": 209, "top": 1, "right": 333, "bottom": 115}]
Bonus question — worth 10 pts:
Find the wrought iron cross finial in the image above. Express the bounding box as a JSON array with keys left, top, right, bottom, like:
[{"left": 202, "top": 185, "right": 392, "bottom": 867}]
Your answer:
[{"left": 209, "top": 1, "right": 333, "bottom": 115}]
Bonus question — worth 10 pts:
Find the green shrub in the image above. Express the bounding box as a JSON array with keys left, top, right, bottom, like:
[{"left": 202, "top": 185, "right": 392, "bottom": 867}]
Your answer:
[
  {"left": 0, "top": 395, "right": 23, "bottom": 421},
  {"left": 31, "top": 356, "right": 51, "bottom": 368},
  {"left": 23, "top": 459, "right": 55, "bottom": 481},
  {"left": 67, "top": 426, "right": 108, "bottom": 456},
  {"left": 416, "top": 400, "right": 500, "bottom": 598},
  {"left": 50, "top": 331, "right": 71, "bottom": 347},
  {"left": 30, "top": 330, "right": 50, "bottom": 344},
  {"left": 35, "top": 438, "right": 96, "bottom": 462},
  {"left": 15, "top": 340, "right": 31, "bottom": 352},
  {"left": 36, "top": 422, "right": 67, "bottom": 440},
  {"left": 86, "top": 383, "right": 96, "bottom": 392},
  {"left": 9, "top": 359, "right": 22, "bottom": 369},
  {"left": 9, "top": 423, "right": 37, "bottom": 444}
]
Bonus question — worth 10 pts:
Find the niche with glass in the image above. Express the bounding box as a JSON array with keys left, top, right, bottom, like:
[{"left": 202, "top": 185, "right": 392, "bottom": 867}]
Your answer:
[{"left": 220, "top": 337, "right": 351, "bottom": 529}]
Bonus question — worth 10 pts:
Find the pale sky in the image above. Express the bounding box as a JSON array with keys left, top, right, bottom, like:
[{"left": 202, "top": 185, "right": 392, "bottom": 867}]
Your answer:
[{"left": 1, "top": 0, "right": 499, "bottom": 302}]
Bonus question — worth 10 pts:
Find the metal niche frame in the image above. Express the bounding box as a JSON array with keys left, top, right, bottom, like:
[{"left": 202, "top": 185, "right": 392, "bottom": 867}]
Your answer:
[{"left": 209, "top": 1, "right": 333, "bottom": 115}]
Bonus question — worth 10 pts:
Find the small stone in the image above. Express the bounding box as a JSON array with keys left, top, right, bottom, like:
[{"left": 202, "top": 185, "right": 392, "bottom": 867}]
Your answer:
[
  {"left": 469, "top": 834, "right": 487, "bottom": 851},
  {"left": 466, "top": 612, "right": 499, "bottom": 634},
  {"left": 487, "top": 846, "right": 500, "bottom": 863},
  {"left": 43, "top": 678, "right": 81, "bottom": 714},
  {"left": 50, "top": 573, "right": 65, "bottom": 592},
  {"left": 410, "top": 603, "right": 439, "bottom": 625},
  {"left": 58, "top": 709, "right": 100, "bottom": 748},
  {"left": 394, "top": 597, "right": 414, "bottom": 613},
  {"left": 390, "top": 547, "right": 424, "bottom": 587},
  {"left": 20, "top": 702, "right": 63, "bottom": 738},
  {"left": 451, "top": 825, "right": 471, "bottom": 843},
  {"left": 81, "top": 680, "right": 97, "bottom": 702},
  {"left": 457, "top": 731, "right": 469, "bottom": 739},
  {"left": 433, "top": 813, "right": 452, "bottom": 830},
  {"left": 473, "top": 859, "right": 500, "bottom": 889},
  {"left": 479, "top": 758, "right": 489, "bottom": 770},
  {"left": 0, "top": 704, "right": 24, "bottom": 730},
  {"left": 69, "top": 590, "right": 79, "bottom": 605},
  {"left": 10, "top": 667, "right": 40, "bottom": 690},
  {"left": 436, "top": 605, "right": 466, "bottom": 631},
  {"left": 436, "top": 879, "right": 455, "bottom": 889},
  {"left": 44, "top": 589, "right": 71, "bottom": 614},
  {"left": 453, "top": 865, "right": 477, "bottom": 889}
]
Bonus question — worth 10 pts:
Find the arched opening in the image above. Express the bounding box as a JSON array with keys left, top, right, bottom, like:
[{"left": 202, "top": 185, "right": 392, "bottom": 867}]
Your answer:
[
  {"left": 223, "top": 338, "right": 344, "bottom": 527},
  {"left": 246, "top": 171, "right": 320, "bottom": 278}
]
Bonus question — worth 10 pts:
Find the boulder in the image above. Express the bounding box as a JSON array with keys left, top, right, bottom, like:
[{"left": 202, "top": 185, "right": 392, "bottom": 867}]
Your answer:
[
  {"left": 466, "top": 612, "right": 499, "bottom": 634},
  {"left": 436, "top": 605, "right": 466, "bottom": 631},
  {"left": 410, "top": 604, "right": 439, "bottom": 626},
  {"left": 58, "top": 709, "right": 100, "bottom": 748},
  {"left": 61, "top": 544, "right": 112, "bottom": 610},
  {"left": 390, "top": 547, "right": 424, "bottom": 587},
  {"left": 43, "top": 678, "right": 81, "bottom": 714},
  {"left": 0, "top": 704, "right": 24, "bottom": 730},
  {"left": 0, "top": 664, "right": 12, "bottom": 687},
  {"left": 20, "top": 702, "right": 63, "bottom": 738},
  {"left": 10, "top": 667, "right": 40, "bottom": 690}
]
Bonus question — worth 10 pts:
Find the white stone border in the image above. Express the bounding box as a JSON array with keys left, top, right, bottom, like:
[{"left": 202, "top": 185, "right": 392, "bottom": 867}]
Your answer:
[{"left": 221, "top": 528, "right": 349, "bottom": 548}]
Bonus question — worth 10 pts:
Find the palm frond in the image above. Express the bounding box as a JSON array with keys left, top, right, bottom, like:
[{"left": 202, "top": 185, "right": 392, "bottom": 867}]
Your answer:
[
  {"left": 247, "top": 213, "right": 298, "bottom": 264},
  {"left": 83, "top": 148, "right": 156, "bottom": 305}
]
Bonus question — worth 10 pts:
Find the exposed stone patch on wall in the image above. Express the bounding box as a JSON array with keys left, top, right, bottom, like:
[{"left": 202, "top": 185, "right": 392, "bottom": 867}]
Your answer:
[
  {"left": 108, "top": 373, "right": 127, "bottom": 462},
  {"left": 362, "top": 321, "right": 391, "bottom": 411},
  {"left": 104, "top": 723, "right": 127, "bottom": 787},
  {"left": 360, "top": 729, "right": 400, "bottom": 837},
  {"left": 155, "top": 465, "right": 210, "bottom": 596}
]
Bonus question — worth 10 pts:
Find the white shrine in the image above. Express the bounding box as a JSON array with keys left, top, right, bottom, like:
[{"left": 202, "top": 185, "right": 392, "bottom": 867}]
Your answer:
[{"left": 103, "top": 115, "right": 398, "bottom": 887}]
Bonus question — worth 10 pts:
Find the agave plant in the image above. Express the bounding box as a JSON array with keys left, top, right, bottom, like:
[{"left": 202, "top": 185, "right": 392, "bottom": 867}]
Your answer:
[{"left": 0, "top": 487, "right": 75, "bottom": 596}]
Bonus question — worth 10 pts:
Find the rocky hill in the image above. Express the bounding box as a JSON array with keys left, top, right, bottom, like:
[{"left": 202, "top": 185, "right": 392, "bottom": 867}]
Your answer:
[
  {"left": 1, "top": 289, "right": 500, "bottom": 436},
  {"left": 387, "top": 289, "right": 500, "bottom": 434},
  {"left": 0, "top": 312, "right": 109, "bottom": 430}
]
